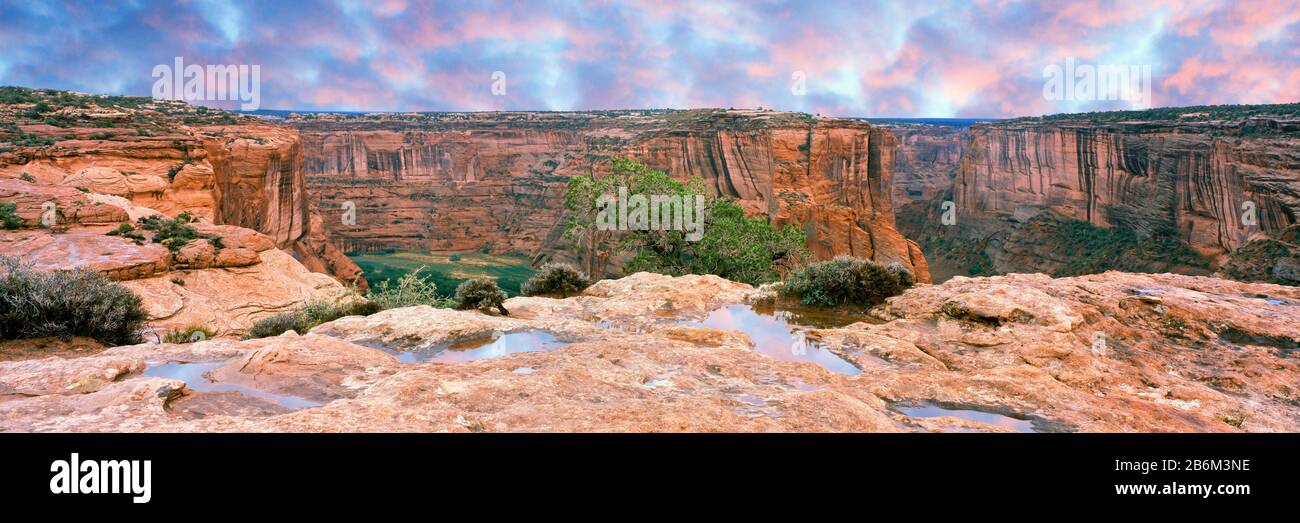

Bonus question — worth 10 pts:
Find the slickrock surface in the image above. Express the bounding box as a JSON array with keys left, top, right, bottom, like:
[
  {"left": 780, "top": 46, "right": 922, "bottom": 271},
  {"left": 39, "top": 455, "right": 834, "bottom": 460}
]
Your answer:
[
  {"left": 2, "top": 271, "right": 1295, "bottom": 432},
  {"left": 292, "top": 109, "right": 930, "bottom": 281}
]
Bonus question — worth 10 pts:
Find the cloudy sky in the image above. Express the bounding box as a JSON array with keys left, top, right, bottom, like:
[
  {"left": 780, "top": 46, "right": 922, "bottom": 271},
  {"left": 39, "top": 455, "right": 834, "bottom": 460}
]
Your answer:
[{"left": 0, "top": 0, "right": 1296, "bottom": 117}]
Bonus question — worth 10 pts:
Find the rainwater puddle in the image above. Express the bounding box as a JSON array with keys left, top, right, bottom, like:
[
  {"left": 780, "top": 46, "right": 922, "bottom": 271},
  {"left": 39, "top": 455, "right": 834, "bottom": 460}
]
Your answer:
[
  {"left": 685, "top": 304, "right": 861, "bottom": 376},
  {"left": 143, "top": 362, "right": 320, "bottom": 410},
  {"left": 380, "top": 330, "right": 572, "bottom": 364},
  {"left": 895, "top": 402, "right": 1037, "bottom": 433}
]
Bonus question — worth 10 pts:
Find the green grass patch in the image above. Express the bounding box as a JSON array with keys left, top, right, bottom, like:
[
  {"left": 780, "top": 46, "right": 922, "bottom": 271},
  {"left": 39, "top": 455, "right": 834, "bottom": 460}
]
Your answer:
[{"left": 349, "top": 251, "right": 536, "bottom": 296}]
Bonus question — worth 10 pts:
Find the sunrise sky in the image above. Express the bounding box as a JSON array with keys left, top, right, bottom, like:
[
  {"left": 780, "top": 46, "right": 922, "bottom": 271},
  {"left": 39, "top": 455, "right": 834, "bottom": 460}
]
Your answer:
[{"left": 1, "top": 0, "right": 1296, "bottom": 117}]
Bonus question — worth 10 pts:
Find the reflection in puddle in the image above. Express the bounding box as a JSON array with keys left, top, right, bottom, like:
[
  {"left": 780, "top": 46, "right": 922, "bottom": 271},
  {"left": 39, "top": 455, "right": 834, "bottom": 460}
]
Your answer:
[
  {"left": 751, "top": 302, "right": 876, "bottom": 329},
  {"left": 383, "top": 330, "right": 572, "bottom": 364},
  {"left": 143, "top": 362, "right": 321, "bottom": 410},
  {"left": 686, "top": 304, "right": 861, "bottom": 376},
  {"left": 788, "top": 378, "right": 820, "bottom": 391},
  {"left": 895, "top": 402, "right": 1037, "bottom": 433}
]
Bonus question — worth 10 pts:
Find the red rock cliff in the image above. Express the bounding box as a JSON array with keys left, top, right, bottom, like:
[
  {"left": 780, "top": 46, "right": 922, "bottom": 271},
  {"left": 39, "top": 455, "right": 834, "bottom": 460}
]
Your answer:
[
  {"left": 292, "top": 109, "right": 930, "bottom": 282},
  {"left": 956, "top": 119, "right": 1300, "bottom": 260},
  {"left": 0, "top": 98, "right": 364, "bottom": 289}
]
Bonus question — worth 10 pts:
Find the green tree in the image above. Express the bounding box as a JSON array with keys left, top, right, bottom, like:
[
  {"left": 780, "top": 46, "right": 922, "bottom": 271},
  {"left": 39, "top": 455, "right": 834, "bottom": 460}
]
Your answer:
[
  {"left": 625, "top": 198, "right": 808, "bottom": 285},
  {"left": 563, "top": 157, "right": 706, "bottom": 277},
  {"left": 564, "top": 157, "right": 807, "bottom": 285}
]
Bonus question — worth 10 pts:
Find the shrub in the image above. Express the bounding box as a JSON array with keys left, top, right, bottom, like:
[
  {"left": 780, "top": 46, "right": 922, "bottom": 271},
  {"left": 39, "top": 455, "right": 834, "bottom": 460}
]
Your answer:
[
  {"left": 448, "top": 254, "right": 461, "bottom": 262},
  {"left": 624, "top": 198, "right": 808, "bottom": 286},
  {"left": 12, "top": 133, "right": 56, "bottom": 147},
  {"left": 366, "top": 267, "right": 452, "bottom": 309},
  {"left": 454, "top": 278, "right": 509, "bottom": 315},
  {"left": 0, "top": 255, "right": 148, "bottom": 345},
  {"left": 166, "top": 163, "right": 184, "bottom": 182},
  {"left": 520, "top": 262, "right": 590, "bottom": 297},
  {"left": 564, "top": 157, "right": 806, "bottom": 284},
  {"left": 137, "top": 214, "right": 220, "bottom": 252},
  {"left": 106, "top": 222, "right": 145, "bottom": 241},
  {"left": 780, "top": 256, "right": 913, "bottom": 307},
  {"left": 243, "top": 312, "right": 302, "bottom": 339},
  {"left": 299, "top": 299, "right": 380, "bottom": 326},
  {"left": 242, "top": 299, "right": 381, "bottom": 340},
  {"left": 19, "top": 172, "right": 35, "bottom": 182},
  {"left": 0, "top": 203, "right": 22, "bottom": 230},
  {"left": 163, "top": 324, "right": 214, "bottom": 344}
]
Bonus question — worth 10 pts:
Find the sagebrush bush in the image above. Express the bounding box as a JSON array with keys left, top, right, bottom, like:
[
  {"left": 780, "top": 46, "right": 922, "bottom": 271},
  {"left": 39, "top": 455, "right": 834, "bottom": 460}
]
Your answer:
[
  {"left": 243, "top": 312, "right": 301, "bottom": 339},
  {"left": 520, "top": 263, "right": 591, "bottom": 298},
  {"left": 454, "top": 278, "right": 509, "bottom": 315},
  {"left": 242, "top": 299, "right": 380, "bottom": 340},
  {"left": 1, "top": 202, "right": 23, "bottom": 230},
  {"left": 0, "top": 255, "right": 148, "bottom": 345},
  {"left": 300, "top": 299, "right": 380, "bottom": 325},
  {"left": 137, "top": 213, "right": 221, "bottom": 251},
  {"left": 780, "top": 256, "right": 913, "bottom": 307},
  {"left": 366, "top": 267, "right": 453, "bottom": 309},
  {"left": 163, "top": 324, "right": 214, "bottom": 344}
]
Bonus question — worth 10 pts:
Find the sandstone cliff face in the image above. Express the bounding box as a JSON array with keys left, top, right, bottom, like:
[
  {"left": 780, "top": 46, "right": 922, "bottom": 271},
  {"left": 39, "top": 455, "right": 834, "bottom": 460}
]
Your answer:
[
  {"left": 2, "top": 270, "right": 1295, "bottom": 432},
  {"left": 956, "top": 120, "right": 1300, "bottom": 260},
  {"left": 292, "top": 110, "right": 930, "bottom": 282},
  {"left": 895, "top": 116, "right": 1300, "bottom": 281},
  {"left": 0, "top": 107, "right": 363, "bottom": 289},
  {"left": 878, "top": 123, "right": 966, "bottom": 206},
  {"left": 0, "top": 92, "right": 357, "bottom": 333},
  {"left": 0, "top": 184, "right": 346, "bottom": 335}
]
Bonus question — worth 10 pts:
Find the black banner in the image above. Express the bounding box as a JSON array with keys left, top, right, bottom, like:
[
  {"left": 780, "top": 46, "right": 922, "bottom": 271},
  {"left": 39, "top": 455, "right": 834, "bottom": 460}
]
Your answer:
[{"left": 1, "top": 433, "right": 1291, "bottom": 512}]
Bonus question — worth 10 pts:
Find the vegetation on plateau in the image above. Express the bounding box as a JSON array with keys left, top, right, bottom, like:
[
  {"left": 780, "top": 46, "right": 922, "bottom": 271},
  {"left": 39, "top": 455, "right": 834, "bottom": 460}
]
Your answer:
[
  {"left": 564, "top": 157, "right": 808, "bottom": 286},
  {"left": 779, "top": 256, "right": 915, "bottom": 307},
  {"left": 0, "top": 255, "right": 148, "bottom": 345},
  {"left": 454, "top": 278, "right": 510, "bottom": 315},
  {"left": 520, "top": 262, "right": 591, "bottom": 298}
]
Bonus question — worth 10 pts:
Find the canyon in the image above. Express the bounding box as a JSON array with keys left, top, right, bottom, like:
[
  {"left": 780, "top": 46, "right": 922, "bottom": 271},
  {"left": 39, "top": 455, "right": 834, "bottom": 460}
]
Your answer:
[
  {"left": 0, "top": 92, "right": 360, "bottom": 334},
  {"left": 290, "top": 109, "right": 929, "bottom": 282},
  {"left": 886, "top": 110, "right": 1300, "bottom": 284},
  {"left": 1, "top": 89, "right": 1298, "bottom": 433}
]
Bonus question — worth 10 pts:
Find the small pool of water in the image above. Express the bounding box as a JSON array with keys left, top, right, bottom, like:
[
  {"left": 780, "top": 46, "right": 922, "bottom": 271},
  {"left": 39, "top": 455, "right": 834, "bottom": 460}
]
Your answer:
[
  {"left": 383, "top": 330, "right": 572, "bottom": 363},
  {"left": 686, "top": 304, "right": 861, "bottom": 376},
  {"left": 752, "top": 301, "right": 877, "bottom": 329},
  {"left": 143, "top": 362, "right": 321, "bottom": 410},
  {"left": 895, "top": 402, "right": 1037, "bottom": 433}
]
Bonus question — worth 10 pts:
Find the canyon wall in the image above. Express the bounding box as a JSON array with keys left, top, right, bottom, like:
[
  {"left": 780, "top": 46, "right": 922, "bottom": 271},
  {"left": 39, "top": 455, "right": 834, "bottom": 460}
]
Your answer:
[
  {"left": 0, "top": 117, "right": 363, "bottom": 288},
  {"left": 892, "top": 115, "right": 1300, "bottom": 283},
  {"left": 0, "top": 93, "right": 362, "bottom": 334},
  {"left": 956, "top": 120, "right": 1300, "bottom": 258},
  {"left": 291, "top": 110, "right": 930, "bottom": 282},
  {"left": 879, "top": 123, "right": 966, "bottom": 206}
]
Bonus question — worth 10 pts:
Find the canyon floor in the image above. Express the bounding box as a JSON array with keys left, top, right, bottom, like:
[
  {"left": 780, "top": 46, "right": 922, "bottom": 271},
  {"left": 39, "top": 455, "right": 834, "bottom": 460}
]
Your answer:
[{"left": 2, "top": 270, "right": 1297, "bottom": 432}]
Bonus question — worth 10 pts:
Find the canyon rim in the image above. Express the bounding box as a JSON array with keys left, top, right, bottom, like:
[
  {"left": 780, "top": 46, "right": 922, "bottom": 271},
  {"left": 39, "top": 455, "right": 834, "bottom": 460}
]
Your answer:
[{"left": 1, "top": 0, "right": 1299, "bottom": 510}]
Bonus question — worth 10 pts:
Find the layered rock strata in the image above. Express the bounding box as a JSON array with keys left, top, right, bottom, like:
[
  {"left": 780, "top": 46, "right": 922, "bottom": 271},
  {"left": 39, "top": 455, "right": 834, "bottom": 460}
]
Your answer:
[{"left": 291, "top": 109, "right": 930, "bottom": 281}]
